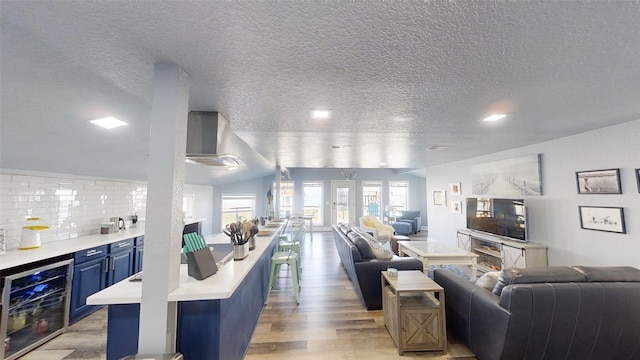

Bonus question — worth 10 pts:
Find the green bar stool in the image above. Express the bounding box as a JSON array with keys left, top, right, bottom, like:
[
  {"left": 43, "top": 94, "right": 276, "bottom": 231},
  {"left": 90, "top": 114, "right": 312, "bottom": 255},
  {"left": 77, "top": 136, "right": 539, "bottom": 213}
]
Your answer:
[
  {"left": 265, "top": 250, "right": 300, "bottom": 304},
  {"left": 278, "top": 225, "right": 304, "bottom": 275},
  {"left": 278, "top": 225, "right": 304, "bottom": 255}
]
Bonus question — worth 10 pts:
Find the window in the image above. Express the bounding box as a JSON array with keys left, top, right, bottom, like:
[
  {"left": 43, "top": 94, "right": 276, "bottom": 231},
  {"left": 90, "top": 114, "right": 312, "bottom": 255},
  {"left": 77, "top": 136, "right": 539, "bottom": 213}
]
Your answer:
[
  {"left": 303, "top": 182, "right": 323, "bottom": 225},
  {"left": 362, "top": 181, "right": 382, "bottom": 221},
  {"left": 221, "top": 194, "right": 255, "bottom": 228},
  {"left": 273, "top": 181, "right": 294, "bottom": 218},
  {"left": 388, "top": 181, "right": 409, "bottom": 214}
]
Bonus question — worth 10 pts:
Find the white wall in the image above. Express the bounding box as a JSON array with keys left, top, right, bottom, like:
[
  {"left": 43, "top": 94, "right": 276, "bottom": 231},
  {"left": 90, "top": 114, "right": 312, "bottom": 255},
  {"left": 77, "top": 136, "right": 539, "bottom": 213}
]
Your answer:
[
  {"left": 426, "top": 120, "right": 640, "bottom": 267},
  {"left": 184, "top": 183, "right": 214, "bottom": 236},
  {"left": 0, "top": 169, "right": 214, "bottom": 249}
]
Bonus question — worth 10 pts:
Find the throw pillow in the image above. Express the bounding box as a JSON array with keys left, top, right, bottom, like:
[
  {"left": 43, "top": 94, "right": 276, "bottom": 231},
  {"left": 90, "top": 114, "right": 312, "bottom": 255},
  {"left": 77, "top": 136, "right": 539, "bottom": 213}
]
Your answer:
[
  {"left": 475, "top": 271, "right": 500, "bottom": 292},
  {"left": 363, "top": 217, "right": 375, "bottom": 228},
  {"left": 351, "top": 236, "right": 376, "bottom": 260},
  {"left": 356, "top": 229, "right": 394, "bottom": 260},
  {"left": 368, "top": 239, "right": 394, "bottom": 260}
]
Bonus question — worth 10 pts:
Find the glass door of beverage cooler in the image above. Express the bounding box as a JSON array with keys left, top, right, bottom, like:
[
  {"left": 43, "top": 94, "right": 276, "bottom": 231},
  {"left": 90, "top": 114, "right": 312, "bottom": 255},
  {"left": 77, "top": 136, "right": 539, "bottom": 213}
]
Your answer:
[{"left": 1, "top": 259, "right": 73, "bottom": 360}]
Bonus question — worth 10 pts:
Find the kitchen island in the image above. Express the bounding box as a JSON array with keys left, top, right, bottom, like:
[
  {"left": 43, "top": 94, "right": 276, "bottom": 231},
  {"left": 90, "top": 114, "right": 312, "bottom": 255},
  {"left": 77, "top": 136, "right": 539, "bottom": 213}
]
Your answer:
[{"left": 87, "top": 220, "right": 287, "bottom": 360}]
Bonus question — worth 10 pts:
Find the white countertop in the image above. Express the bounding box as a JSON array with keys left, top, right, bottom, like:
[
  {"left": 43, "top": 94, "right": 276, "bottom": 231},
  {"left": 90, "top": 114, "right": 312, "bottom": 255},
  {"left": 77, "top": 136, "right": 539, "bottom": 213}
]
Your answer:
[
  {"left": 0, "top": 218, "right": 206, "bottom": 271},
  {"left": 87, "top": 221, "right": 286, "bottom": 305},
  {"left": 184, "top": 217, "right": 206, "bottom": 226},
  {"left": 0, "top": 224, "right": 146, "bottom": 271}
]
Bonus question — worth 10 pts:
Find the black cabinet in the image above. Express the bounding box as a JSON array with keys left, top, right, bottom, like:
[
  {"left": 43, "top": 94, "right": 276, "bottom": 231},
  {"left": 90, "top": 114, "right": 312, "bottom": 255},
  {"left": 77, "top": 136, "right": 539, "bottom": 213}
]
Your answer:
[
  {"left": 70, "top": 239, "right": 135, "bottom": 324},
  {"left": 1, "top": 259, "right": 74, "bottom": 360}
]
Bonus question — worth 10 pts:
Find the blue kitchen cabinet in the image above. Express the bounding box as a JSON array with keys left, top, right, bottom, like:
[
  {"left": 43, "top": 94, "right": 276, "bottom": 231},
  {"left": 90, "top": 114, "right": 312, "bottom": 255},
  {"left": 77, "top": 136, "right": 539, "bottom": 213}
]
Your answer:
[
  {"left": 70, "top": 245, "right": 109, "bottom": 323},
  {"left": 70, "top": 238, "right": 135, "bottom": 324},
  {"left": 107, "top": 239, "right": 135, "bottom": 286},
  {"left": 134, "top": 236, "right": 144, "bottom": 273}
]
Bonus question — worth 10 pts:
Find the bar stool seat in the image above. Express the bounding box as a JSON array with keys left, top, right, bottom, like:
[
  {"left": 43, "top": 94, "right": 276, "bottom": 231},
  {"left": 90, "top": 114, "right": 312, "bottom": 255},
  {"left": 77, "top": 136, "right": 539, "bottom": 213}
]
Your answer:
[
  {"left": 265, "top": 251, "right": 300, "bottom": 304},
  {"left": 278, "top": 224, "right": 304, "bottom": 273}
]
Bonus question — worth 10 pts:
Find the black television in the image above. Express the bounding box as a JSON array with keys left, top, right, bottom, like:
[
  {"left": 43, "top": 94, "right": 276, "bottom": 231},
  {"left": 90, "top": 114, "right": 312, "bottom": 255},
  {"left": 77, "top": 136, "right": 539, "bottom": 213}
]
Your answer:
[{"left": 466, "top": 197, "right": 527, "bottom": 242}]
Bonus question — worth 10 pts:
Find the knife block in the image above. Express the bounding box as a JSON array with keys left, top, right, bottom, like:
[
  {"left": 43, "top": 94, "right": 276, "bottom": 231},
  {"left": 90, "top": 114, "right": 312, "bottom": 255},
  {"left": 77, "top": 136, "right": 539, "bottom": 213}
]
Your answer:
[{"left": 186, "top": 247, "right": 218, "bottom": 280}]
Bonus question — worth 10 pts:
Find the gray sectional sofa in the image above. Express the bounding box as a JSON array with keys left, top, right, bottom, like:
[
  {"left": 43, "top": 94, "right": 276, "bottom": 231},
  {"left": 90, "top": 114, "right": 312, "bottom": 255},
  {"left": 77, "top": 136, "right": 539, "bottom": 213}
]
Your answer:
[{"left": 434, "top": 265, "right": 640, "bottom": 360}]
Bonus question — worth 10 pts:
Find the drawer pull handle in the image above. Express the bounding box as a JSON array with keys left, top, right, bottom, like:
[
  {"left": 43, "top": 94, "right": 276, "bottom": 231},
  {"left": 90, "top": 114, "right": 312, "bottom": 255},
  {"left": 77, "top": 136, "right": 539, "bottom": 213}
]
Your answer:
[{"left": 86, "top": 250, "right": 103, "bottom": 256}]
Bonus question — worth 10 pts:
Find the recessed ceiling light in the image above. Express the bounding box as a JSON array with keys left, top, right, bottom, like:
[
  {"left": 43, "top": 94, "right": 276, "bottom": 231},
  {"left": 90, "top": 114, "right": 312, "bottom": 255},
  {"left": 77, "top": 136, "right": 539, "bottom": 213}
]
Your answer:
[
  {"left": 90, "top": 116, "right": 127, "bottom": 129},
  {"left": 228, "top": 166, "right": 238, "bottom": 171},
  {"left": 311, "top": 109, "right": 332, "bottom": 119},
  {"left": 379, "top": 162, "right": 387, "bottom": 166},
  {"left": 312, "top": 162, "right": 320, "bottom": 166},
  {"left": 483, "top": 114, "right": 507, "bottom": 122}
]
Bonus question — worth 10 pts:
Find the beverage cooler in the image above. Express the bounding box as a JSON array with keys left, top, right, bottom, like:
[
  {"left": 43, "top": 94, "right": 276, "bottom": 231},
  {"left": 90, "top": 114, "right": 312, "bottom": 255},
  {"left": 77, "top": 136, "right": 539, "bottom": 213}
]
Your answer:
[{"left": 1, "top": 258, "right": 73, "bottom": 360}]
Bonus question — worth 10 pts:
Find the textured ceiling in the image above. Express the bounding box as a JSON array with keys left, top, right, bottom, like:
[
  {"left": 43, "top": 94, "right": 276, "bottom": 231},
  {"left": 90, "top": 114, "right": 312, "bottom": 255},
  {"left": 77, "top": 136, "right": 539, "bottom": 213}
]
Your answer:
[{"left": 1, "top": 1, "right": 639, "bottom": 185}]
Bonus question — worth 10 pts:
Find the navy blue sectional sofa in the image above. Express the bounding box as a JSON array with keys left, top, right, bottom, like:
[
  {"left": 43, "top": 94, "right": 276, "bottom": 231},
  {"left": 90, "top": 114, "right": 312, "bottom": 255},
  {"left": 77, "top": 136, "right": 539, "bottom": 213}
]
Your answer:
[
  {"left": 331, "top": 224, "right": 423, "bottom": 310},
  {"left": 434, "top": 265, "right": 640, "bottom": 360}
]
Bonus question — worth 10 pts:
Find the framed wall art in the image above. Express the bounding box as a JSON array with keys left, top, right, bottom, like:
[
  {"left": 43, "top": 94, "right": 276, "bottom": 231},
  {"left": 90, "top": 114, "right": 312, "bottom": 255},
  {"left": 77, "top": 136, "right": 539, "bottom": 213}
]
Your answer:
[
  {"left": 449, "top": 182, "right": 461, "bottom": 196},
  {"left": 578, "top": 206, "right": 626, "bottom": 234},
  {"left": 636, "top": 168, "right": 640, "bottom": 193},
  {"left": 576, "top": 168, "right": 621, "bottom": 194},
  {"left": 471, "top": 154, "right": 542, "bottom": 196},
  {"left": 433, "top": 190, "right": 446, "bottom": 206},
  {"left": 450, "top": 200, "right": 462, "bottom": 214}
]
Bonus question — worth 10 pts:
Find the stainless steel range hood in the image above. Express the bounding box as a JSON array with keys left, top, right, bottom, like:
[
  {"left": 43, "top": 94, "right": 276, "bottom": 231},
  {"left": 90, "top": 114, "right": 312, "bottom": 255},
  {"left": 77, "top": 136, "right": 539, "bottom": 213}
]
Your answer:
[{"left": 186, "top": 111, "right": 245, "bottom": 167}]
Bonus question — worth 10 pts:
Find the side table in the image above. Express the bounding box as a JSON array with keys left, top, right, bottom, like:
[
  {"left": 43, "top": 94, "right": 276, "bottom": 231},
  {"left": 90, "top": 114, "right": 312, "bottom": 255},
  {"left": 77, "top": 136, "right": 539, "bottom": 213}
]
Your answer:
[{"left": 381, "top": 270, "right": 447, "bottom": 355}]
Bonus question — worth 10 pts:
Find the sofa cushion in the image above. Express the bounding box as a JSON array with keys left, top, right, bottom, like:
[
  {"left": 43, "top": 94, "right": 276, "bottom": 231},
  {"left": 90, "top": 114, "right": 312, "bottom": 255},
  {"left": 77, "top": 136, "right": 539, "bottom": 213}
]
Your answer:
[
  {"left": 338, "top": 223, "right": 352, "bottom": 235},
  {"left": 355, "top": 229, "right": 394, "bottom": 260},
  {"left": 347, "top": 232, "right": 376, "bottom": 260},
  {"left": 573, "top": 265, "right": 640, "bottom": 282},
  {"left": 401, "top": 210, "right": 420, "bottom": 219},
  {"left": 492, "top": 266, "right": 586, "bottom": 295},
  {"left": 475, "top": 271, "right": 500, "bottom": 292}
]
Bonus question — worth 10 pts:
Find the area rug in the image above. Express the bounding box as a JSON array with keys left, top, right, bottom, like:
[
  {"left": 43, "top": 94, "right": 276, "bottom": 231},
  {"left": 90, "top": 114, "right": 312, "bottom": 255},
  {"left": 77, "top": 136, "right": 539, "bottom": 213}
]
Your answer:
[{"left": 427, "top": 265, "right": 471, "bottom": 281}]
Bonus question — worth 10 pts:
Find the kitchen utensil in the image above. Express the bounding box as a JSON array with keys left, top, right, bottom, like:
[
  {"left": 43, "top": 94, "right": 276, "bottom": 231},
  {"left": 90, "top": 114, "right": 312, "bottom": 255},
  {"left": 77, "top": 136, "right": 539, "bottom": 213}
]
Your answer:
[
  {"left": 20, "top": 217, "right": 49, "bottom": 249},
  {"left": 248, "top": 225, "right": 259, "bottom": 250},
  {"left": 110, "top": 217, "right": 125, "bottom": 231},
  {"left": 101, "top": 222, "right": 115, "bottom": 234},
  {"left": 233, "top": 242, "right": 249, "bottom": 260}
]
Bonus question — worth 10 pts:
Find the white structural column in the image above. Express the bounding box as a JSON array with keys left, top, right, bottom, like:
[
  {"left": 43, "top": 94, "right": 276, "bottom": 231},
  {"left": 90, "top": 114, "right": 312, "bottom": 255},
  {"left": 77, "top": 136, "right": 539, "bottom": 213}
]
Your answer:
[
  {"left": 275, "top": 165, "right": 281, "bottom": 219},
  {"left": 138, "top": 63, "right": 190, "bottom": 353}
]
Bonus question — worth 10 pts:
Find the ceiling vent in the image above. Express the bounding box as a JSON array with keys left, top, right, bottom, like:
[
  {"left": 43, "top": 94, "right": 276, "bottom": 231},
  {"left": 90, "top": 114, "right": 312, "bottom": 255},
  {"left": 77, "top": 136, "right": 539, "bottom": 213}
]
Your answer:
[{"left": 186, "top": 111, "right": 245, "bottom": 167}]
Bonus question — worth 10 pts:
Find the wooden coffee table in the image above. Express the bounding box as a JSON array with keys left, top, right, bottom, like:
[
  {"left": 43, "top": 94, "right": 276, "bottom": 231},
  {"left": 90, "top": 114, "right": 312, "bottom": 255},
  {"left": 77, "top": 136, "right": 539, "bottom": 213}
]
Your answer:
[{"left": 398, "top": 240, "right": 478, "bottom": 280}]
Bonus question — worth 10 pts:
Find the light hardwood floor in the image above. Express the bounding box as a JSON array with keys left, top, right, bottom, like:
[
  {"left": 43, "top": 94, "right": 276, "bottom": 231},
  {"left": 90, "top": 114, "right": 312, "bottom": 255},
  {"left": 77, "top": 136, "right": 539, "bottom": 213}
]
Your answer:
[
  {"left": 21, "top": 231, "right": 477, "bottom": 359},
  {"left": 246, "top": 231, "right": 477, "bottom": 360}
]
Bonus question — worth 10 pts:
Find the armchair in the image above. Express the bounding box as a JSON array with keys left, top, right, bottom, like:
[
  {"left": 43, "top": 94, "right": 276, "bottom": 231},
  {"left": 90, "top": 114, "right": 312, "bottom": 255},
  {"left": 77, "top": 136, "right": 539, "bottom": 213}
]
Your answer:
[
  {"left": 358, "top": 215, "right": 394, "bottom": 243},
  {"left": 397, "top": 210, "right": 421, "bottom": 234}
]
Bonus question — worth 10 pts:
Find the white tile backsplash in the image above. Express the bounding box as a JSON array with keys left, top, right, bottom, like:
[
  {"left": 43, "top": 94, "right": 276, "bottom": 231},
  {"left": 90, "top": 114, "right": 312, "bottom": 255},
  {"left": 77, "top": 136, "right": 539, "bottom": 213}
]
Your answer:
[{"left": 0, "top": 170, "right": 147, "bottom": 250}]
